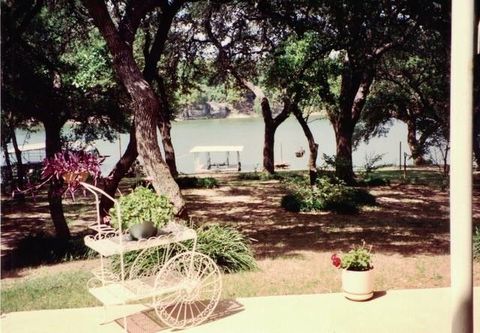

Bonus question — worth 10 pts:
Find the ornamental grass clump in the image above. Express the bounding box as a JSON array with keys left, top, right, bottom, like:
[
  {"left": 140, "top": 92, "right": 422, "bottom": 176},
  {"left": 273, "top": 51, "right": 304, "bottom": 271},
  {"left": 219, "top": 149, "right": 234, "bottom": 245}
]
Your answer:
[
  {"left": 331, "top": 242, "right": 373, "bottom": 271},
  {"left": 194, "top": 224, "right": 257, "bottom": 273}
]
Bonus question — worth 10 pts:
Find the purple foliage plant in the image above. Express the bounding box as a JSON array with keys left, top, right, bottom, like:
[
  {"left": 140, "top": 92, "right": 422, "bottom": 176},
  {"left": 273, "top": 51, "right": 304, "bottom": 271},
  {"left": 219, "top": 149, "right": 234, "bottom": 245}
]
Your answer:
[{"left": 41, "top": 150, "right": 104, "bottom": 199}]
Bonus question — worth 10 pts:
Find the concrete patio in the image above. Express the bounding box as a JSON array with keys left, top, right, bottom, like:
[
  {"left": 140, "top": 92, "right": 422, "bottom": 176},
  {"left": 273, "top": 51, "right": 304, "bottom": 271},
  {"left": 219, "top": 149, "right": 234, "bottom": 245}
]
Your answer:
[{"left": 2, "top": 287, "right": 479, "bottom": 333}]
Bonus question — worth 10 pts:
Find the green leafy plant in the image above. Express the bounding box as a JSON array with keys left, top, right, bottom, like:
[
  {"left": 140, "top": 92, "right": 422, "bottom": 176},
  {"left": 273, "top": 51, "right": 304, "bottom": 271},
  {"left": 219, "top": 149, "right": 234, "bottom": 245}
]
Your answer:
[
  {"left": 331, "top": 241, "right": 373, "bottom": 271},
  {"left": 238, "top": 172, "right": 284, "bottom": 181},
  {"left": 282, "top": 176, "right": 376, "bottom": 214},
  {"left": 109, "top": 187, "right": 173, "bottom": 230}
]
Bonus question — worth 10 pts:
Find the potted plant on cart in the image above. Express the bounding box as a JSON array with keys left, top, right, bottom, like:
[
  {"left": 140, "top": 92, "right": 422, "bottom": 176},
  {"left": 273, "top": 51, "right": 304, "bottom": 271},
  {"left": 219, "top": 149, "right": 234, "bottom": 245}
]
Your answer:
[
  {"left": 331, "top": 241, "right": 374, "bottom": 301},
  {"left": 109, "top": 186, "right": 174, "bottom": 240}
]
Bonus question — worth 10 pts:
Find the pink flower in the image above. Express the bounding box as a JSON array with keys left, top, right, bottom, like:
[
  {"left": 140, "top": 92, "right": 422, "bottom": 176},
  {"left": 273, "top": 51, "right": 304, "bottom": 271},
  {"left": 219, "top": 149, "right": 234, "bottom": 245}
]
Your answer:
[{"left": 331, "top": 254, "right": 341, "bottom": 268}]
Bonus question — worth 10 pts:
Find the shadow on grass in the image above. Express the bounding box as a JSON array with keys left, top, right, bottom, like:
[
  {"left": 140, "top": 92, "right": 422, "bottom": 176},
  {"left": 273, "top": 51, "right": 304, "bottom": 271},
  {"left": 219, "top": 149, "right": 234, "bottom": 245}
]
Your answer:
[
  {"left": 1, "top": 232, "right": 95, "bottom": 277},
  {"left": 184, "top": 175, "right": 480, "bottom": 259}
]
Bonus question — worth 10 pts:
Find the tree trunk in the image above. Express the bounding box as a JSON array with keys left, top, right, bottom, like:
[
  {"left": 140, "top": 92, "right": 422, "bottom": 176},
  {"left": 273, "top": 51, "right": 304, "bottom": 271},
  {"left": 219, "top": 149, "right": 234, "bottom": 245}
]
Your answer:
[
  {"left": 155, "top": 77, "right": 178, "bottom": 177},
  {"left": 333, "top": 121, "right": 356, "bottom": 185},
  {"left": 85, "top": 3, "right": 185, "bottom": 213},
  {"left": 158, "top": 117, "right": 178, "bottom": 177},
  {"left": 44, "top": 121, "right": 70, "bottom": 239},
  {"left": 292, "top": 105, "right": 318, "bottom": 185},
  {"left": 474, "top": 106, "right": 480, "bottom": 170},
  {"left": 406, "top": 120, "right": 427, "bottom": 166},
  {"left": 10, "top": 129, "right": 25, "bottom": 187},
  {"left": 263, "top": 120, "right": 276, "bottom": 174},
  {"left": 260, "top": 97, "right": 291, "bottom": 174},
  {"left": 100, "top": 123, "right": 138, "bottom": 220},
  {"left": 261, "top": 97, "right": 277, "bottom": 174},
  {"left": 1, "top": 137, "right": 14, "bottom": 194}
]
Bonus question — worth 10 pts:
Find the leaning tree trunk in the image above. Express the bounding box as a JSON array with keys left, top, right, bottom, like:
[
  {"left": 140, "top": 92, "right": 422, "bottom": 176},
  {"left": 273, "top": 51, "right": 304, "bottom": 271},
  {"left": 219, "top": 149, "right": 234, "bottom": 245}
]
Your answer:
[
  {"left": 333, "top": 120, "right": 356, "bottom": 185},
  {"left": 406, "top": 119, "right": 427, "bottom": 166},
  {"left": 292, "top": 105, "right": 318, "bottom": 186},
  {"left": 156, "top": 77, "right": 178, "bottom": 177},
  {"left": 85, "top": 4, "right": 185, "bottom": 213},
  {"left": 100, "top": 123, "right": 138, "bottom": 220},
  {"left": 44, "top": 121, "right": 70, "bottom": 239},
  {"left": 158, "top": 117, "right": 178, "bottom": 177}
]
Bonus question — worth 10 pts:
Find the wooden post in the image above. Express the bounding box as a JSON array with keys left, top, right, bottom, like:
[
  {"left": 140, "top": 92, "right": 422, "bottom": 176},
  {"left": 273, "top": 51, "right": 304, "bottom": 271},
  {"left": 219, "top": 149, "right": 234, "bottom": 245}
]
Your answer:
[{"left": 399, "top": 141, "right": 402, "bottom": 170}]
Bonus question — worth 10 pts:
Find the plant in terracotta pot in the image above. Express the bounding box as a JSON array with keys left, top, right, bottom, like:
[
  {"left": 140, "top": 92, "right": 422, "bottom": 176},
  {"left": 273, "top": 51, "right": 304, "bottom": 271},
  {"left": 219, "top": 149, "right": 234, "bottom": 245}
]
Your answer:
[
  {"left": 331, "top": 241, "right": 374, "bottom": 301},
  {"left": 109, "top": 187, "right": 174, "bottom": 240}
]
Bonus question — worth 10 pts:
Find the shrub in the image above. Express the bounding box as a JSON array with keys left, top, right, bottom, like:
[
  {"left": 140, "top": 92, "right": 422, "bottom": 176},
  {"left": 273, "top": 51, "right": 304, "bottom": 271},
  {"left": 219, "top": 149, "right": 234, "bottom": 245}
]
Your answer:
[
  {"left": 194, "top": 224, "right": 257, "bottom": 273},
  {"left": 474, "top": 227, "right": 480, "bottom": 261},
  {"left": 358, "top": 176, "right": 390, "bottom": 187},
  {"left": 109, "top": 186, "right": 173, "bottom": 230},
  {"left": 176, "top": 176, "right": 218, "bottom": 189},
  {"left": 348, "top": 188, "right": 377, "bottom": 206},
  {"left": 281, "top": 193, "right": 302, "bottom": 212},
  {"left": 238, "top": 172, "right": 283, "bottom": 181},
  {"left": 282, "top": 176, "right": 376, "bottom": 214}
]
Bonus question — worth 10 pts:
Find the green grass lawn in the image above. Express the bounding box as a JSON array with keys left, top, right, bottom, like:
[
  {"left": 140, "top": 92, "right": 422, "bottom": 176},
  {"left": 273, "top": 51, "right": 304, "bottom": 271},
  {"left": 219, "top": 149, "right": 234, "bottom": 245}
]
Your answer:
[
  {"left": 3, "top": 251, "right": 478, "bottom": 314},
  {"left": 1, "top": 271, "right": 96, "bottom": 313}
]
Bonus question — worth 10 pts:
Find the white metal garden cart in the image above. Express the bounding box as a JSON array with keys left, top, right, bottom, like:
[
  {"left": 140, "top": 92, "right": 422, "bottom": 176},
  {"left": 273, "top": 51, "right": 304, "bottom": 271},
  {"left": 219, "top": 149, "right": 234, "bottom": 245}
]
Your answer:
[{"left": 80, "top": 182, "right": 222, "bottom": 330}]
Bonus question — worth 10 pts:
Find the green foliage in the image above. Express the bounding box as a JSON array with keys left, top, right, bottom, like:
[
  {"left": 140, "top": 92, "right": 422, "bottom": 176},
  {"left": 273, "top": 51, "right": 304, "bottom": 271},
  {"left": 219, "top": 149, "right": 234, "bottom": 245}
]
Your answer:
[
  {"left": 111, "top": 224, "right": 257, "bottom": 275},
  {"left": 109, "top": 187, "right": 173, "bottom": 230},
  {"left": 358, "top": 176, "right": 390, "bottom": 187},
  {"left": 176, "top": 176, "right": 218, "bottom": 189},
  {"left": 238, "top": 172, "right": 284, "bottom": 181},
  {"left": 60, "top": 29, "right": 114, "bottom": 90},
  {"left": 194, "top": 224, "right": 257, "bottom": 273},
  {"left": 281, "top": 193, "right": 302, "bottom": 213},
  {"left": 282, "top": 176, "right": 376, "bottom": 214},
  {"left": 474, "top": 227, "right": 480, "bottom": 261},
  {"left": 175, "top": 81, "right": 242, "bottom": 107},
  {"left": 339, "top": 242, "right": 373, "bottom": 271}
]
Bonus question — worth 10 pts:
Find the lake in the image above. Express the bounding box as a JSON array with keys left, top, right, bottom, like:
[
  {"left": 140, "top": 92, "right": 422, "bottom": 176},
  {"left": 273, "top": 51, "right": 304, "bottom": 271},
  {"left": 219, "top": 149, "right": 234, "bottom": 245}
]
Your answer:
[{"left": 5, "top": 116, "right": 409, "bottom": 175}]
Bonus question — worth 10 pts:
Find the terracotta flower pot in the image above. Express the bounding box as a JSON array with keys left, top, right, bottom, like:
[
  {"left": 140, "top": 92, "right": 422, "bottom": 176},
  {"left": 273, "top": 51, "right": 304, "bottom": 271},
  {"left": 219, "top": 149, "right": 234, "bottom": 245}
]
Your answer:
[
  {"left": 342, "top": 268, "right": 374, "bottom": 301},
  {"left": 62, "top": 171, "right": 89, "bottom": 183}
]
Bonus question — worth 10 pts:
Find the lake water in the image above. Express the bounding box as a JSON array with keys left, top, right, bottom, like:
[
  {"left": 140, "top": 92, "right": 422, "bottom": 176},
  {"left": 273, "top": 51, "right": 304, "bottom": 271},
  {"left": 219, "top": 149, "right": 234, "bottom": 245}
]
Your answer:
[{"left": 5, "top": 116, "right": 410, "bottom": 175}]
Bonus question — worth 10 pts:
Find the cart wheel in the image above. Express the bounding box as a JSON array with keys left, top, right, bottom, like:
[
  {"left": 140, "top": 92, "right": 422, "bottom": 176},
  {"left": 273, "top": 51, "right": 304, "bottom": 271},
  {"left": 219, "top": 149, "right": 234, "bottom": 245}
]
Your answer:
[{"left": 153, "top": 252, "right": 222, "bottom": 329}]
